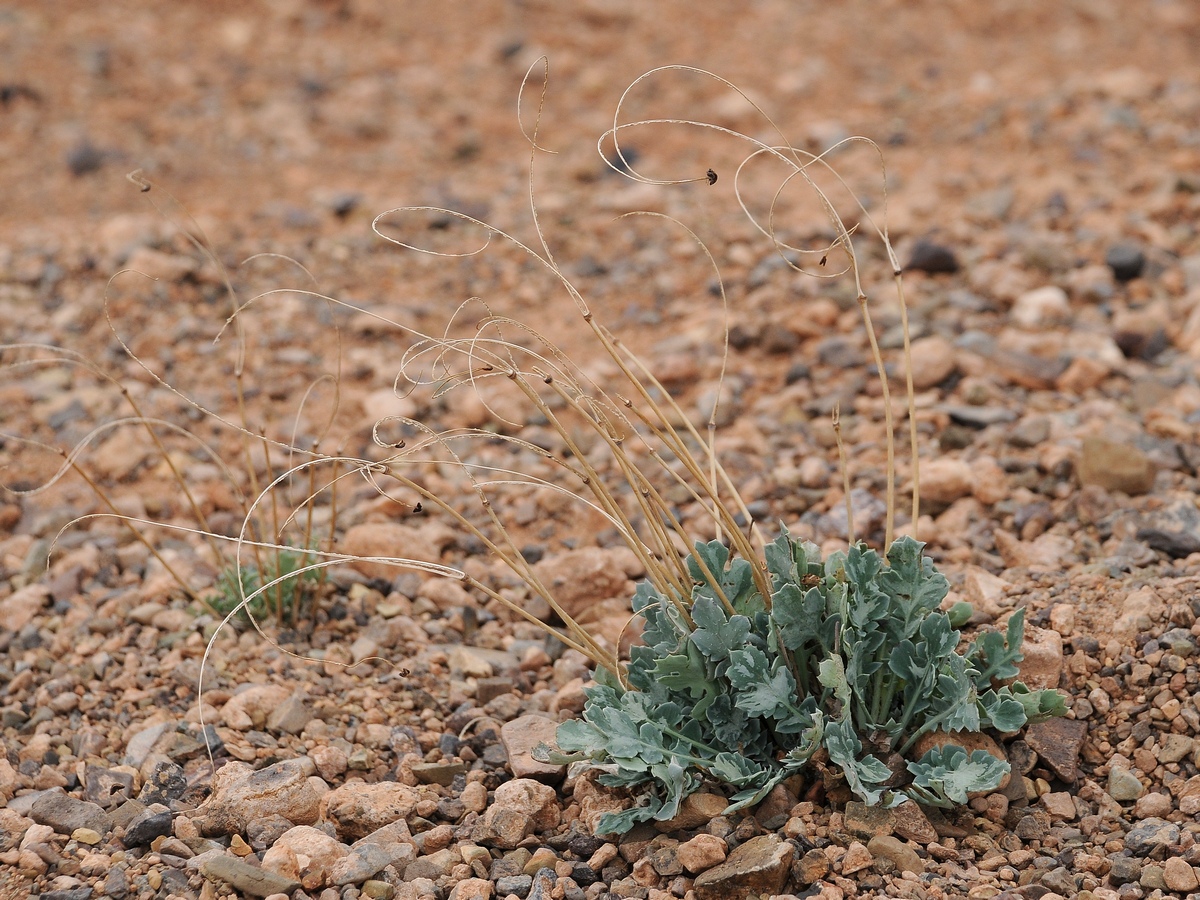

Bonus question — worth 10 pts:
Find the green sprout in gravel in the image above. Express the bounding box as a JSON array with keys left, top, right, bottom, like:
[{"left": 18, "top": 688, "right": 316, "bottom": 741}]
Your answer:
[{"left": 210, "top": 545, "right": 324, "bottom": 627}]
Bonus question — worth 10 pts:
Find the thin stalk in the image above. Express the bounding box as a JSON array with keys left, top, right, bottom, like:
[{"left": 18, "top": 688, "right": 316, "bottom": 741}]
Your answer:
[
  {"left": 833, "top": 405, "right": 853, "bottom": 545},
  {"left": 857, "top": 291, "right": 895, "bottom": 551},
  {"left": 894, "top": 271, "right": 919, "bottom": 532}
]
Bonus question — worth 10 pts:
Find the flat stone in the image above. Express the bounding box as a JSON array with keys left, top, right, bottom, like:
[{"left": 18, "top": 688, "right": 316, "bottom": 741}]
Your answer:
[
  {"left": 266, "top": 693, "right": 315, "bottom": 735},
  {"left": 332, "top": 841, "right": 412, "bottom": 886},
  {"left": 123, "top": 722, "right": 172, "bottom": 768},
  {"left": 840, "top": 841, "right": 873, "bottom": 875},
  {"left": 30, "top": 792, "right": 113, "bottom": 837},
  {"left": 693, "top": 834, "right": 793, "bottom": 900},
  {"left": 890, "top": 801, "right": 938, "bottom": 844},
  {"left": 500, "top": 715, "right": 565, "bottom": 781},
  {"left": 84, "top": 766, "right": 135, "bottom": 809},
  {"left": 1039, "top": 792, "right": 1076, "bottom": 820},
  {"left": 71, "top": 827, "right": 103, "bottom": 845},
  {"left": 867, "top": 835, "right": 924, "bottom": 875},
  {"left": 1024, "top": 718, "right": 1085, "bottom": 783},
  {"left": 200, "top": 855, "right": 302, "bottom": 897},
  {"left": 843, "top": 800, "right": 896, "bottom": 839},
  {"left": 1158, "top": 734, "right": 1195, "bottom": 764},
  {"left": 944, "top": 405, "right": 1018, "bottom": 428},
  {"left": 410, "top": 761, "right": 470, "bottom": 786}
]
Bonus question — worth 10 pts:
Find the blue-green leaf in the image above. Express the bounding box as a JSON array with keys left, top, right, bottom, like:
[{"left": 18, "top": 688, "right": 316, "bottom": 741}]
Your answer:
[
  {"left": 690, "top": 595, "right": 752, "bottom": 663},
  {"left": 907, "top": 744, "right": 1009, "bottom": 805}
]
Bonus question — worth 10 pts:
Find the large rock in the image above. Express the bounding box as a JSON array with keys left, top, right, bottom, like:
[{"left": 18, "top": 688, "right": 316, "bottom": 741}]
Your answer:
[
  {"left": 917, "top": 459, "right": 974, "bottom": 507},
  {"left": 908, "top": 335, "right": 958, "bottom": 390},
  {"left": 867, "top": 835, "right": 924, "bottom": 874},
  {"left": 341, "top": 522, "right": 454, "bottom": 581},
  {"left": 320, "top": 782, "right": 420, "bottom": 841},
  {"left": 500, "top": 715, "right": 564, "bottom": 781},
  {"left": 693, "top": 834, "right": 793, "bottom": 900},
  {"left": 220, "top": 685, "right": 291, "bottom": 731},
  {"left": 30, "top": 792, "right": 113, "bottom": 837},
  {"left": 474, "top": 779, "right": 559, "bottom": 849},
  {"left": 262, "top": 825, "right": 350, "bottom": 891},
  {"left": 196, "top": 758, "right": 321, "bottom": 836},
  {"left": 531, "top": 548, "right": 633, "bottom": 621},
  {"left": 1077, "top": 436, "right": 1156, "bottom": 495}
]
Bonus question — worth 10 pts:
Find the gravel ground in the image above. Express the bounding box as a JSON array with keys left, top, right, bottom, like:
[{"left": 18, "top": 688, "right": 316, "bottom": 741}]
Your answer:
[{"left": 4, "top": 3, "right": 1200, "bottom": 900}]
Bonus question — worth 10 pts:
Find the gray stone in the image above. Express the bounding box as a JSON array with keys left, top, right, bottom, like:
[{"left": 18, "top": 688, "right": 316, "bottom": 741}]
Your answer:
[
  {"left": 1040, "top": 866, "right": 1078, "bottom": 894},
  {"left": 1136, "top": 498, "right": 1200, "bottom": 558},
  {"left": 332, "top": 842, "right": 411, "bottom": 886},
  {"left": 122, "top": 803, "right": 173, "bottom": 847},
  {"left": 39, "top": 890, "right": 93, "bottom": 900},
  {"left": 1124, "top": 818, "right": 1179, "bottom": 857},
  {"left": 496, "top": 874, "right": 533, "bottom": 895},
  {"left": 403, "top": 848, "right": 459, "bottom": 880},
  {"left": 200, "top": 855, "right": 301, "bottom": 897},
  {"left": 1108, "top": 767, "right": 1145, "bottom": 802},
  {"left": 693, "top": 834, "right": 793, "bottom": 900},
  {"left": 1106, "top": 243, "right": 1145, "bottom": 281},
  {"left": 1108, "top": 855, "right": 1142, "bottom": 886},
  {"left": 1139, "top": 864, "right": 1167, "bottom": 891},
  {"left": 267, "top": 692, "right": 315, "bottom": 735},
  {"left": 30, "top": 792, "right": 113, "bottom": 837},
  {"left": 907, "top": 240, "right": 959, "bottom": 275},
  {"left": 102, "top": 867, "right": 129, "bottom": 899},
  {"left": 84, "top": 765, "right": 135, "bottom": 809},
  {"left": 123, "top": 722, "right": 172, "bottom": 768},
  {"left": 137, "top": 760, "right": 186, "bottom": 805}
]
